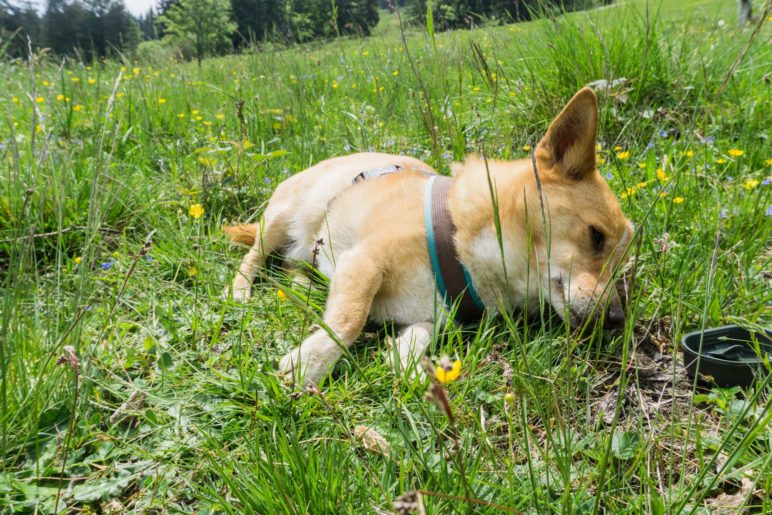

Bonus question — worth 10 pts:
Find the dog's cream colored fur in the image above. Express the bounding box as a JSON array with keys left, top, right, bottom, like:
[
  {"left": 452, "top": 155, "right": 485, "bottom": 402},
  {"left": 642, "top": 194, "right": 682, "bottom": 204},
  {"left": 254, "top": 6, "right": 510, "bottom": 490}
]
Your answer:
[{"left": 225, "top": 88, "right": 633, "bottom": 385}]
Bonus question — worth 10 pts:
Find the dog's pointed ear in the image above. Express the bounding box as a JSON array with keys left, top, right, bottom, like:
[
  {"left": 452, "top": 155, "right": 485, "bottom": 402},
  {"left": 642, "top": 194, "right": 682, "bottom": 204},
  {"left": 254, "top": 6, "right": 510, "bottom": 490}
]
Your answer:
[{"left": 536, "top": 87, "right": 598, "bottom": 180}]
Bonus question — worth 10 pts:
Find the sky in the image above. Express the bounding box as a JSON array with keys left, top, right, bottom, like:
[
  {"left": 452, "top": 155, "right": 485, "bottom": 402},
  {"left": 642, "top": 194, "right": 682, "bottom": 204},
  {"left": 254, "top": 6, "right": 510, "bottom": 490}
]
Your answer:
[
  {"left": 124, "top": 0, "right": 158, "bottom": 16},
  {"left": 16, "top": 0, "right": 159, "bottom": 17}
]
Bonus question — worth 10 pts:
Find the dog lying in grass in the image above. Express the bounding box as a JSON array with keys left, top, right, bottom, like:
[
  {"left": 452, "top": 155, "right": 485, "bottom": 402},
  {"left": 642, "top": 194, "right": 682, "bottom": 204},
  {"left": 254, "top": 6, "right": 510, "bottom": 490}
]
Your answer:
[{"left": 224, "top": 87, "right": 634, "bottom": 386}]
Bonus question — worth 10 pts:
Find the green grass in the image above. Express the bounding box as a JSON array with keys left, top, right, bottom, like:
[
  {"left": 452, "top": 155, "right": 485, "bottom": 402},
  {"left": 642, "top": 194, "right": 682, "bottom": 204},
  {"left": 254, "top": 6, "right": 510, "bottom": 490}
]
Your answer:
[{"left": 1, "top": 0, "right": 770, "bottom": 512}]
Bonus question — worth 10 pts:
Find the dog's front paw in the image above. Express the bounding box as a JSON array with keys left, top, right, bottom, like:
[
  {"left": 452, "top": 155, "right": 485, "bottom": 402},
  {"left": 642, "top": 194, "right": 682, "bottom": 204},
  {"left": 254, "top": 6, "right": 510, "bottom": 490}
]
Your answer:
[
  {"left": 222, "top": 285, "right": 251, "bottom": 302},
  {"left": 385, "top": 341, "right": 427, "bottom": 382},
  {"left": 278, "top": 337, "right": 340, "bottom": 386}
]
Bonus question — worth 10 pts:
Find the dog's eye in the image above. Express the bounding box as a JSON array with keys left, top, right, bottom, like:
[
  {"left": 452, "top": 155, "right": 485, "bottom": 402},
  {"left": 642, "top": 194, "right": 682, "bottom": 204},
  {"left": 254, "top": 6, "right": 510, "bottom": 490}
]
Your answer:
[{"left": 589, "top": 225, "right": 605, "bottom": 252}]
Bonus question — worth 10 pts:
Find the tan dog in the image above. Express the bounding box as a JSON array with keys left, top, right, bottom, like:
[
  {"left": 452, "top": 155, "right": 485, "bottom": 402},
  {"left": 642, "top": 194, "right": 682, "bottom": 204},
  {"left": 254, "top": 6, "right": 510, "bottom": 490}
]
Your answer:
[{"left": 225, "top": 88, "right": 634, "bottom": 385}]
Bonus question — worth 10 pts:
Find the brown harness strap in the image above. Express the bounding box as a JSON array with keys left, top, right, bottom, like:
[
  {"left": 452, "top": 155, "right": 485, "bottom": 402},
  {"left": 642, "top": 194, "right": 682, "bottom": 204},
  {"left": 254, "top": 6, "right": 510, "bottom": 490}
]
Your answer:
[{"left": 428, "top": 176, "right": 485, "bottom": 323}]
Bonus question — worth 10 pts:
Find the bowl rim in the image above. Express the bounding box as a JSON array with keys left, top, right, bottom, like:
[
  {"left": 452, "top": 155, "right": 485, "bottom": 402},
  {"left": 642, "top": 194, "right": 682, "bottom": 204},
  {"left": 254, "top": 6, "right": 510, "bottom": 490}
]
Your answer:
[{"left": 681, "top": 325, "right": 771, "bottom": 366}]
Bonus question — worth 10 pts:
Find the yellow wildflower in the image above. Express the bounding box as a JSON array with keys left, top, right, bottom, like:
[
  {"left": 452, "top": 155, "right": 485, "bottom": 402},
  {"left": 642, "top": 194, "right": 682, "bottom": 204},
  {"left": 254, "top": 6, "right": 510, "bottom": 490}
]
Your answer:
[
  {"left": 392, "top": 70, "right": 399, "bottom": 77},
  {"left": 435, "top": 356, "right": 462, "bottom": 384},
  {"left": 73, "top": 104, "right": 83, "bottom": 111},
  {"left": 177, "top": 113, "right": 185, "bottom": 118},
  {"left": 656, "top": 168, "right": 667, "bottom": 182},
  {"left": 683, "top": 150, "right": 694, "bottom": 157},
  {"left": 203, "top": 121, "right": 212, "bottom": 127},
  {"left": 192, "top": 109, "right": 200, "bottom": 115},
  {"left": 187, "top": 266, "right": 197, "bottom": 277},
  {"left": 215, "top": 113, "right": 224, "bottom": 119},
  {"left": 595, "top": 143, "right": 602, "bottom": 151},
  {"left": 613, "top": 145, "right": 622, "bottom": 151},
  {"left": 504, "top": 392, "right": 516, "bottom": 403},
  {"left": 188, "top": 203, "right": 204, "bottom": 219},
  {"left": 71, "top": 77, "right": 80, "bottom": 83},
  {"left": 42, "top": 80, "right": 50, "bottom": 87},
  {"left": 11, "top": 96, "right": 19, "bottom": 103},
  {"left": 616, "top": 151, "right": 630, "bottom": 160},
  {"left": 195, "top": 115, "right": 203, "bottom": 121},
  {"left": 716, "top": 158, "right": 727, "bottom": 164},
  {"left": 522, "top": 144, "right": 531, "bottom": 152},
  {"left": 88, "top": 78, "right": 96, "bottom": 85},
  {"left": 133, "top": 67, "right": 141, "bottom": 76},
  {"left": 56, "top": 94, "right": 65, "bottom": 101},
  {"left": 659, "top": 191, "right": 669, "bottom": 198},
  {"left": 673, "top": 197, "right": 685, "bottom": 204},
  {"left": 743, "top": 178, "right": 759, "bottom": 190},
  {"left": 242, "top": 140, "right": 254, "bottom": 150},
  {"left": 765, "top": 158, "right": 772, "bottom": 166},
  {"left": 638, "top": 163, "right": 646, "bottom": 169},
  {"left": 158, "top": 98, "right": 167, "bottom": 104},
  {"left": 728, "top": 149, "right": 744, "bottom": 157},
  {"left": 35, "top": 96, "right": 44, "bottom": 104},
  {"left": 74, "top": 256, "right": 82, "bottom": 264},
  {"left": 277, "top": 289, "right": 287, "bottom": 301}
]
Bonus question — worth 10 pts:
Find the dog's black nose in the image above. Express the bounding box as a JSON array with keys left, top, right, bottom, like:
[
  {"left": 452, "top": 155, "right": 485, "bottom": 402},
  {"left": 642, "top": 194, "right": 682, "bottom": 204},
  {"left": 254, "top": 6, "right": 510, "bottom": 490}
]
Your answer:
[{"left": 605, "top": 304, "right": 626, "bottom": 328}]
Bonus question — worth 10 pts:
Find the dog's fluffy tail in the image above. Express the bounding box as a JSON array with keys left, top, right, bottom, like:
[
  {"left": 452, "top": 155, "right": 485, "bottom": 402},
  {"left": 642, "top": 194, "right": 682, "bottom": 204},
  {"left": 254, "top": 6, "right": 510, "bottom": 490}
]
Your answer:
[{"left": 224, "top": 224, "right": 258, "bottom": 246}]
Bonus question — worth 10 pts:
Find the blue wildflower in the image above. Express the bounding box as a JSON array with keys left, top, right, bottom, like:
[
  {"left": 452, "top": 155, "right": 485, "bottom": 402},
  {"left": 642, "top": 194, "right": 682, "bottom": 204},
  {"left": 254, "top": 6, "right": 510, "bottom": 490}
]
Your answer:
[
  {"left": 606, "top": 172, "right": 613, "bottom": 180},
  {"left": 264, "top": 177, "right": 271, "bottom": 185},
  {"left": 101, "top": 261, "right": 113, "bottom": 270},
  {"left": 659, "top": 130, "right": 669, "bottom": 138},
  {"left": 766, "top": 206, "right": 772, "bottom": 217},
  {"left": 763, "top": 177, "right": 770, "bottom": 186},
  {"left": 719, "top": 209, "right": 728, "bottom": 219}
]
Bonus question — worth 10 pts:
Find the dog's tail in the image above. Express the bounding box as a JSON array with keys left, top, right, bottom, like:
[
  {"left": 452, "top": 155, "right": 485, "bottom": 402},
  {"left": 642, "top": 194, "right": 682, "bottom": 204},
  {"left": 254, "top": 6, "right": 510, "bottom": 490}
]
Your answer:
[{"left": 224, "top": 224, "right": 258, "bottom": 246}]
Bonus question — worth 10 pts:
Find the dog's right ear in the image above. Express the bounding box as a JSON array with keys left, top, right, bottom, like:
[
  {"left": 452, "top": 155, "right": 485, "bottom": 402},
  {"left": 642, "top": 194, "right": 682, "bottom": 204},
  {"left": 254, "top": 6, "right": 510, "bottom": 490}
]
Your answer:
[{"left": 535, "top": 87, "right": 598, "bottom": 181}]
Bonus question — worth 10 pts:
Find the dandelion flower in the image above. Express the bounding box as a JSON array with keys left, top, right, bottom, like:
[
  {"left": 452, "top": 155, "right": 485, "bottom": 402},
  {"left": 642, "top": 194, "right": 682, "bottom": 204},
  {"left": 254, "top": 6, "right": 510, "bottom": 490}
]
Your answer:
[
  {"left": 638, "top": 163, "right": 646, "bottom": 169},
  {"left": 158, "top": 98, "right": 167, "bottom": 104},
  {"left": 522, "top": 144, "right": 531, "bottom": 152},
  {"left": 277, "top": 289, "right": 287, "bottom": 301},
  {"left": 683, "top": 150, "right": 694, "bottom": 157},
  {"left": 392, "top": 70, "right": 399, "bottom": 77},
  {"left": 656, "top": 168, "right": 668, "bottom": 182},
  {"left": 88, "top": 78, "right": 96, "bottom": 85},
  {"left": 73, "top": 104, "right": 83, "bottom": 111},
  {"left": 716, "top": 158, "right": 727, "bottom": 164},
  {"left": 189, "top": 203, "right": 204, "bottom": 219},
  {"left": 35, "top": 96, "right": 44, "bottom": 104},
  {"left": 71, "top": 77, "right": 80, "bottom": 83},
  {"left": 435, "top": 356, "right": 461, "bottom": 384},
  {"left": 133, "top": 67, "right": 141, "bottom": 76},
  {"left": 744, "top": 178, "right": 759, "bottom": 190},
  {"left": 187, "top": 266, "right": 197, "bottom": 276},
  {"left": 673, "top": 197, "right": 685, "bottom": 204},
  {"left": 616, "top": 151, "right": 630, "bottom": 160},
  {"left": 215, "top": 113, "right": 224, "bottom": 119},
  {"left": 74, "top": 256, "right": 82, "bottom": 264},
  {"left": 765, "top": 158, "right": 772, "bottom": 166},
  {"left": 728, "top": 149, "right": 744, "bottom": 157},
  {"left": 177, "top": 112, "right": 185, "bottom": 118}
]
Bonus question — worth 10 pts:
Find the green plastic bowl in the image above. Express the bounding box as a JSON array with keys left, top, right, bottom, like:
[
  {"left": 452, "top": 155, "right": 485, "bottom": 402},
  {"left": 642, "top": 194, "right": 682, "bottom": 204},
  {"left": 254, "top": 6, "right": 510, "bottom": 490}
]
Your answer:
[{"left": 681, "top": 325, "right": 771, "bottom": 387}]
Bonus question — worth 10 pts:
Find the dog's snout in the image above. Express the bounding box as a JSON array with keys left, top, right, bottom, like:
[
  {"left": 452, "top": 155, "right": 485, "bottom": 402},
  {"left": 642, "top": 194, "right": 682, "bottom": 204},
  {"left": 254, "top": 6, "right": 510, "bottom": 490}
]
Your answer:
[{"left": 605, "top": 303, "right": 625, "bottom": 328}]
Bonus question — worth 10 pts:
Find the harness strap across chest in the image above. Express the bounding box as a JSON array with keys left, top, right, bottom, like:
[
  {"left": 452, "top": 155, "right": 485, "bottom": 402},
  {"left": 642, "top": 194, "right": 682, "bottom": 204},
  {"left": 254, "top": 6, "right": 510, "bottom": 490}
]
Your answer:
[
  {"left": 353, "top": 164, "right": 485, "bottom": 323},
  {"left": 423, "top": 175, "right": 485, "bottom": 323}
]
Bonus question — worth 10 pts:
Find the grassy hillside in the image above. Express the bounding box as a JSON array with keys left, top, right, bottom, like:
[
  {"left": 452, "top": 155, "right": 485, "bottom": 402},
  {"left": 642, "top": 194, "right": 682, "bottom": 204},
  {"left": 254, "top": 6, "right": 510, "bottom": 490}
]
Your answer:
[{"left": 1, "top": 0, "right": 770, "bottom": 512}]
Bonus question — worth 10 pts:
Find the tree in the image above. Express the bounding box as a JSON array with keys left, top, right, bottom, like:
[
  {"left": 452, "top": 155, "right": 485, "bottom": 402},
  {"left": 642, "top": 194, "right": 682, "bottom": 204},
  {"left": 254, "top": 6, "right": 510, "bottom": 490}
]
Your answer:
[
  {"left": 158, "top": 0, "right": 236, "bottom": 65},
  {"left": 1, "top": 0, "right": 42, "bottom": 58}
]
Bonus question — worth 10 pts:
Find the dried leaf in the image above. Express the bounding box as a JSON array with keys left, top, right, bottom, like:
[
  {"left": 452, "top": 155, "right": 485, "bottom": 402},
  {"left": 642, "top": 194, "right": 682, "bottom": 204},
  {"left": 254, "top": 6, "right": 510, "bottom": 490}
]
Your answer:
[
  {"left": 354, "top": 425, "right": 390, "bottom": 456},
  {"left": 393, "top": 491, "right": 425, "bottom": 515},
  {"left": 705, "top": 478, "right": 755, "bottom": 514}
]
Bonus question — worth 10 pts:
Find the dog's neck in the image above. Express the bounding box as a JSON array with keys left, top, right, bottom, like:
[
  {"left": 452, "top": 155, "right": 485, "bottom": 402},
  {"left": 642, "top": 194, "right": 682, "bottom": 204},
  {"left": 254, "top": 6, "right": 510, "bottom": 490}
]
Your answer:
[{"left": 447, "top": 156, "right": 544, "bottom": 313}]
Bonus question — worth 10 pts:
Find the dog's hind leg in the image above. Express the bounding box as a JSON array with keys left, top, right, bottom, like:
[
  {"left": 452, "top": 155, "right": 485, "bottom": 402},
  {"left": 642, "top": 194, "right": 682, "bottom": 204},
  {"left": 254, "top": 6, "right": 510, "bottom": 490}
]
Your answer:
[
  {"left": 224, "top": 209, "right": 288, "bottom": 302},
  {"left": 278, "top": 247, "right": 383, "bottom": 386},
  {"left": 385, "top": 322, "right": 433, "bottom": 381}
]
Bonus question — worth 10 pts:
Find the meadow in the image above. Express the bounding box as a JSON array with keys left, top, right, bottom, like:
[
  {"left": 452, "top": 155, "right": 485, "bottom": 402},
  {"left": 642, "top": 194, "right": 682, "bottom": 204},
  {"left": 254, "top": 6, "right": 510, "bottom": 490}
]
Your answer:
[{"left": 1, "top": 0, "right": 770, "bottom": 512}]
